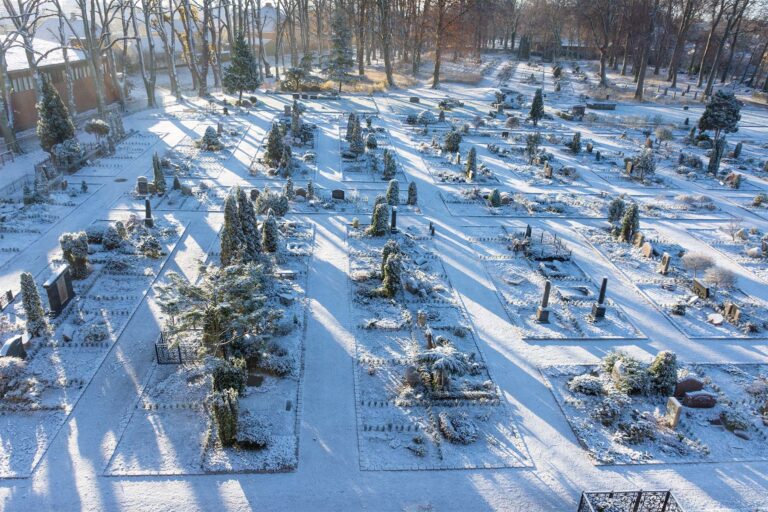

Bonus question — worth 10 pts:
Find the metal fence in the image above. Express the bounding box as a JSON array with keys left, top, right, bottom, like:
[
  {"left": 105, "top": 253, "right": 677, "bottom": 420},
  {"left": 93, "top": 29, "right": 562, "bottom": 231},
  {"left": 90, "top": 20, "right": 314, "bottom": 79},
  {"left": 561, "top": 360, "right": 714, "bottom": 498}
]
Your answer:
[
  {"left": 154, "top": 332, "right": 200, "bottom": 364},
  {"left": 578, "top": 490, "right": 684, "bottom": 512}
]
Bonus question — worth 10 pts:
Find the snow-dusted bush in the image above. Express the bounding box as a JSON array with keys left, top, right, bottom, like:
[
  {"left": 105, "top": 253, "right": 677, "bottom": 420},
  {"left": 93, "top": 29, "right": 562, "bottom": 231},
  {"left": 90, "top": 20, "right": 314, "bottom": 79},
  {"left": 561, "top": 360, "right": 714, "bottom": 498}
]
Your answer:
[
  {"left": 213, "top": 357, "right": 247, "bottom": 395},
  {"left": 443, "top": 130, "right": 462, "bottom": 153},
  {"left": 568, "top": 374, "right": 604, "bottom": 395},
  {"left": 139, "top": 235, "right": 163, "bottom": 258},
  {"left": 84, "top": 322, "right": 109, "bottom": 342},
  {"left": 237, "top": 412, "right": 271, "bottom": 449},
  {"left": 255, "top": 187, "right": 290, "bottom": 216},
  {"left": 367, "top": 203, "right": 389, "bottom": 236},
  {"left": 84, "top": 118, "right": 110, "bottom": 139},
  {"left": 52, "top": 139, "right": 84, "bottom": 165},
  {"left": 616, "top": 417, "right": 656, "bottom": 444},
  {"left": 438, "top": 412, "right": 478, "bottom": 444},
  {"left": 102, "top": 225, "right": 123, "bottom": 250},
  {"left": 0, "top": 358, "right": 26, "bottom": 396},
  {"left": 365, "top": 132, "right": 378, "bottom": 149},
  {"left": 85, "top": 225, "right": 105, "bottom": 244},
  {"left": 703, "top": 266, "right": 736, "bottom": 289},
  {"left": 261, "top": 210, "right": 279, "bottom": 252},
  {"left": 208, "top": 388, "right": 239, "bottom": 446},
  {"left": 386, "top": 179, "right": 399, "bottom": 206},
  {"left": 719, "top": 407, "right": 750, "bottom": 431},
  {"left": 591, "top": 393, "right": 628, "bottom": 426},
  {"left": 380, "top": 253, "right": 402, "bottom": 298},
  {"left": 407, "top": 181, "right": 417, "bottom": 205},
  {"left": 631, "top": 148, "right": 656, "bottom": 180},
  {"left": 655, "top": 126, "right": 673, "bottom": 141},
  {"left": 607, "top": 197, "right": 626, "bottom": 224},
  {"left": 416, "top": 110, "right": 436, "bottom": 126},
  {"left": 198, "top": 126, "right": 224, "bottom": 151},
  {"left": 59, "top": 231, "right": 89, "bottom": 278},
  {"left": 648, "top": 351, "right": 677, "bottom": 395},
  {"left": 489, "top": 189, "right": 501, "bottom": 207}
]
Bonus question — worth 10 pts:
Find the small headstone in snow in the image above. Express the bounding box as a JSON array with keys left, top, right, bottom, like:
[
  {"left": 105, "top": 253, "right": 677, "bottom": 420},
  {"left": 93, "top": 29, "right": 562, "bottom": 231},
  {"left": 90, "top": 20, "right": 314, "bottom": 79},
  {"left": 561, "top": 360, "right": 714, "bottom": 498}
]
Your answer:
[
  {"left": 682, "top": 391, "right": 717, "bottom": 408},
  {"left": 665, "top": 397, "right": 682, "bottom": 428},
  {"left": 632, "top": 232, "right": 645, "bottom": 248},
  {"left": 413, "top": 256, "right": 428, "bottom": 267},
  {"left": 279, "top": 293, "right": 295, "bottom": 306},
  {"left": 331, "top": 189, "right": 345, "bottom": 200},
  {"left": 659, "top": 252, "right": 671, "bottom": 275},
  {"left": 674, "top": 377, "right": 704, "bottom": 398},
  {"left": 692, "top": 279, "right": 710, "bottom": 299},
  {"left": 746, "top": 247, "right": 761, "bottom": 258},
  {"left": 641, "top": 241, "right": 654, "bottom": 258},
  {"left": 0, "top": 336, "right": 26, "bottom": 359},
  {"left": 136, "top": 176, "right": 148, "bottom": 195},
  {"left": 43, "top": 265, "right": 75, "bottom": 317},
  {"left": 61, "top": 325, "right": 75, "bottom": 342}
]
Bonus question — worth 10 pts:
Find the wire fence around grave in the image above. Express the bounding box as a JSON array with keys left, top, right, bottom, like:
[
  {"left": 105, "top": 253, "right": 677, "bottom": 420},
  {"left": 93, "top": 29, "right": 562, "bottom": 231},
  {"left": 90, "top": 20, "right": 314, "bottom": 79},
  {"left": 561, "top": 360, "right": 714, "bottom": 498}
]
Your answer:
[
  {"left": 577, "top": 490, "right": 684, "bottom": 512},
  {"left": 154, "top": 331, "right": 200, "bottom": 364}
]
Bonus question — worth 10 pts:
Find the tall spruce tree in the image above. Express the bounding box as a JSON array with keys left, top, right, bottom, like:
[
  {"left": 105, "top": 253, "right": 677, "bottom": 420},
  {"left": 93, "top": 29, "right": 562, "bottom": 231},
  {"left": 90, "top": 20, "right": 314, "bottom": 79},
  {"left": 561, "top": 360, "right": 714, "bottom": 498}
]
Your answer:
[
  {"left": 37, "top": 78, "right": 76, "bottom": 152},
  {"left": 367, "top": 203, "right": 390, "bottom": 236},
  {"left": 382, "top": 149, "right": 396, "bottom": 180},
  {"left": 386, "top": 179, "right": 399, "bottom": 205},
  {"left": 345, "top": 113, "right": 357, "bottom": 141},
  {"left": 20, "top": 272, "right": 47, "bottom": 337},
  {"left": 222, "top": 32, "right": 262, "bottom": 102},
  {"left": 529, "top": 88, "right": 544, "bottom": 126},
  {"left": 264, "top": 123, "right": 284, "bottom": 167},
  {"left": 237, "top": 187, "right": 261, "bottom": 261},
  {"left": 153, "top": 152, "right": 166, "bottom": 195},
  {"left": 261, "top": 209, "right": 279, "bottom": 252},
  {"left": 323, "top": 9, "right": 355, "bottom": 93},
  {"left": 407, "top": 181, "right": 418, "bottom": 205},
  {"left": 221, "top": 192, "right": 244, "bottom": 266},
  {"left": 618, "top": 203, "right": 640, "bottom": 243},
  {"left": 465, "top": 147, "right": 477, "bottom": 180},
  {"left": 350, "top": 122, "right": 365, "bottom": 155}
]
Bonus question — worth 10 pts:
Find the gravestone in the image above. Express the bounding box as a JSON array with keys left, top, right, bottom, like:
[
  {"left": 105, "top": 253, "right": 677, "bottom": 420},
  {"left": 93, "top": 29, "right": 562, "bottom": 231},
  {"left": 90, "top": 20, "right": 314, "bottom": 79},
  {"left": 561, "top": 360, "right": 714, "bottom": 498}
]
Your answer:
[
  {"left": 692, "top": 279, "right": 710, "bottom": 299},
  {"left": 591, "top": 277, "right": 607, "bottom": 320},
  {"left": 425, "top": 329, "right": 434, "bottom": 349},
  {"left": 429, "top": 222, "right": 435, "bottom": 236},
  {"left": 390, "top": 207, "right": 398, "bottom": 233},
  {"left": 595, "top": 151, "right": 601, "bottom": 161},
  {"left": 666, "top": 397, "right": 682, "bottom": 428},
  {"left": 761, "top": 239, "right": 767, "bottom": 255},
  {"left": 641, "top": 241, "right": 654, "bottom": 258},
  {"left": 43, "top": 265, "right": 75, "bottom": 317},
  {"left": 136, "top": 176, "right": 148, "bottom": 195},
  {"left": 659, "top": 252, "right": 671, "bottom": 275},
  {"left": 417, "top": 310, "right": 427, "bottom": 328},
  {"left": 724, "top": 302, "right": 740, "bottom": 324},
  {"left": 625, "top": 160, "right": 633, "bottom": 176},
  {"left": 0, "top": 336, "right": 26, "bottom": 359},
  {"left": 409, "top": 97, "right": 420, "bottom": 103},
  {"left": 331, "top": 189, "right": 345, "bottom": 200},
  {"left": 284, "top": 105, "right": 291, "bottom": 116},
  {"left": 295, "top": 187, "right": 307, "bottom": 198},
  {"left": 682, "top": 391, "right": 716, "bottom": 408},
  {"left": 501, "top": 131, "right": 509, "bottom": 139},
  {"left": 633, "top": 232, "right": 645, "bottom": 248},
  {"left": 217, "top": 122, "right": 223, "bottom": 135},
  {"left": 536, "top": 280, "right": 551, "bottom": 323},
  {"left": 543, "top": 162, "right": 553, "bottom": 179},
  {"left": 525, "top": 225, "right": 532, "bottom": 238},
  {"left": 250, "top": 188, "right": 260, "bottom": 201},
  {"left": 586, "top": 142, "right": 593, "bottom": 153},
  {"left": 572, "top": 105, "right": 586, "bottom": 119},
  {"left": 674, "top": 377, "right": 704, "bottom": 397},
  {"left": 292, "top": 93, "right": 300, "bottom": 99},
  {"left": 144, "top": 198, "right": 154, "bottom": 228}
]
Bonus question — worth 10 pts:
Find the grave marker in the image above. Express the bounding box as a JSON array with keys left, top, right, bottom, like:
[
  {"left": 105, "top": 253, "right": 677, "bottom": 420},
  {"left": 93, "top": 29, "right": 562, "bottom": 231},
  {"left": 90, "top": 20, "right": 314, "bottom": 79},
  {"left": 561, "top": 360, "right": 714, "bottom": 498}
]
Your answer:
[
  {"left": 591, "top": 277, "right": 608, "bottom": 320},
  {"left": 136, "top": 176, "right": 148, "bottom": 195},
  {"left": 43, "top": 265, "right": 75, "bottom": 317},
  {"left": 390, "top": 207, "right": 398, "bottom": 233},
  {"left": 666, "top": 397, "right": 682, "bottom": 428},
  {"left": 0, "top": 336, "right": 26, "bottom": 359},
  {"left": 692, "top": 279, "right": 710, "bottom": 299},
  {"left": 633, "top": 232, "right": 645, "bottom": 247},
  {"left": 536, "top": 280, "right": 551, "bottom": 323},
  {"left": 724, "top": 302, "right": 740, "bottom": 324},
  {"left": 543, "top": 162, "right": 552, "bottom": 179},
  {"left": 144, "top": 198, "right": 154, "bottom": 228},
  {"left": 331, "top": 189, "right": 345, "bottom": 200},
  {"left": 641, "top": 241, "right": 654, "bottom": 258},
  {"left": 659, "top": 252, "right": 671, "bottom": 275}
]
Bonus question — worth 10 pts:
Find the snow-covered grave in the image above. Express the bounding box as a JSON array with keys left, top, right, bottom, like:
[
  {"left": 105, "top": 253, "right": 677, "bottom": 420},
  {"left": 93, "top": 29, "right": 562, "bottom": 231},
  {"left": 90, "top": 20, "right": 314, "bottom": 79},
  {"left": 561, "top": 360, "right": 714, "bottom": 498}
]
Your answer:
[
  {"left": 688, "top": 224, "right": 768, "bottom": 283},
  {"left": 580, "top": 226, "right": 768, "bottom": 339},
  {"left": 249, "top": 105, "right": 318, "bottom": 180},
  {"left": 337, "top": 114, "right": 409, "bottom": 183},
  {"left": 347, "top": 222, "right": 530, "bottom": 470},
  {"left": 0, "top": 214, "right": 185, "bottom": 477},
  {"left": 442, "top": 189, "right": 608, "bottom": 218},
  {"left": 467, "top": 225, "right": 643, "bottom": 340},
  {"left": 106, "top": 219, "right": 313, "bottom": 475},
  {"left": 542, "top": 356, "right": 768, "bottom": 465}
]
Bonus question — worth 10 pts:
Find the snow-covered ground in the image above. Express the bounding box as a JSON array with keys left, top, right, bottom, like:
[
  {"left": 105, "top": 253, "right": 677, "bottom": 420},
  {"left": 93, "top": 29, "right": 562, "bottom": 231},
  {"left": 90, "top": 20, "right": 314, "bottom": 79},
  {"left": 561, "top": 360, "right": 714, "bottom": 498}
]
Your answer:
[{"left": 1, "top": 56, "right": 768, "bottom": 511}]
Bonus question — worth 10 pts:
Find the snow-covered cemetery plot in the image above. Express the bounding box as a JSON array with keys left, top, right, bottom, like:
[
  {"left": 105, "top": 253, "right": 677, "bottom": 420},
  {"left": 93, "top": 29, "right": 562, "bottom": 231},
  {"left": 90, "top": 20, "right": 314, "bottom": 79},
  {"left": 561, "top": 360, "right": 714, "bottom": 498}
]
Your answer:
[{"left": 2, "top": 1, "right": 768, "bottom": 509}]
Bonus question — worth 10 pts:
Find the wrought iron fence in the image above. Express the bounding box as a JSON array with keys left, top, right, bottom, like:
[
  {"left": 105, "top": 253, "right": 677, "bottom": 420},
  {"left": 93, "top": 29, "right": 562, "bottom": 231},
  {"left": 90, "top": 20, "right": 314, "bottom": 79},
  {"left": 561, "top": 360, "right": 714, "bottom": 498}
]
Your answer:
[
  {"left": 154, "top": 332, "right": 200, "bottom": 365},
  {"left": 578, "top": 490, "right": 684, "bottom": 512}
]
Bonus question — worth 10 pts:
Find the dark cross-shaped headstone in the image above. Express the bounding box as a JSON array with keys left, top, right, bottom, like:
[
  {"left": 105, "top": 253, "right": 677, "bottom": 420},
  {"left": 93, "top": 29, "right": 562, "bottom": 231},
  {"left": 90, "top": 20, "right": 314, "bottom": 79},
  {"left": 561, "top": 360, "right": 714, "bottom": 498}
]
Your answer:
[{"left": 536, "top": 280, "right": 551, "bottom": 323}]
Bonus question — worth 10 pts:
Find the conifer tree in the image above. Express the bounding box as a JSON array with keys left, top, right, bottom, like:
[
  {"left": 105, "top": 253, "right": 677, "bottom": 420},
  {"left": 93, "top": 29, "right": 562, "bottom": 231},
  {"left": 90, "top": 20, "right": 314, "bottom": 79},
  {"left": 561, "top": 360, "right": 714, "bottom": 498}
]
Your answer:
[
  {"left": 153, "top": 152, "right": 166, "bottom": 195},
  {"left": 386, "top": 179, "right": 399, "bottom": 205},
  {"left": 59, "top": 231, "right": 89, "bottom": 278},
  {"left": 222, "top": 32, "right": 261, "bottom": 102},
  {"left": 264, "top": 123, "right": 284, "bottom": 167},
  {"left": 368, "top": 203, "right": 390, "bottom": 236},
  {"left": 465, "top": 147, "right": 477, "bottom": 180},
  {"left": 221, "top": 192, "right": 244, "bottom": 266},
  {"left": 237, "top": 187, "right": 260, "bottom": 261},
  {"left": 350, "top": 122, "right": 365, "bottom": 155},
  {"left": 381, "top": 239, "right": 401, "bottom": 276},
  {"left": 407, "top": 181, "right": 418, "bottom": 205},
  {"left": 381, "top": 253, "right": 402, "bottom": 298},
  {"left": 33, "top": 167, "right": 50, "bottom": 202},
  {"left": 345, "top": 113, "right": 357, "bottom": 141},
  {"left": 382, "top": 149, "right": 396, "bottom": 180},
  {"left": 366, "top": 133, "right": 377, "bottom": 150},
  {"left": 323, "top": 9, "right": 355, "bottom": 93},
  {"left": 618, "top": 203, "right": 640, "bottom": 242},
  {"left": 261, "top": 209, "right": 279, "bottom": 252},
  {"left": 529, "top": 88, "right": 544, "bottom": 126},
  {"left": 489, "top": 188, "right": 501, "bottom": 207},
  {"left": 607, "top": 197, "right": 626, "bottom": 224},
  {"left": 307, "top": 180, "right": 314, "bottom": 199},
  {"left": 698, "top": 90, "right": 742, "bottom": 141},
  {"left": 443, "top": 130, "right": 462, "bottom": 153},
  {"left": 291, "top": 107, "right": 301, "bottom": 137},
  {"left": 283, "top": 176, "right": 295, "bottom": 199},
  {"left": 20, "top": 272, "right": 47, "bottom": 337},
  {"left": 37, "top": 78, "right": 76, "bottom": 152}
]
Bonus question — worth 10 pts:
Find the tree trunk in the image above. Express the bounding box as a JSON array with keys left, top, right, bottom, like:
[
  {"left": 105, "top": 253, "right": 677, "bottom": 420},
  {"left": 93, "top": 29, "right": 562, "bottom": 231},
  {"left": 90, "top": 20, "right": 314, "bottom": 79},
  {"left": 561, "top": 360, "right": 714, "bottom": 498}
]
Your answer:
[{"left": 431, "top": 0, "right": 445, "bottom": 89}]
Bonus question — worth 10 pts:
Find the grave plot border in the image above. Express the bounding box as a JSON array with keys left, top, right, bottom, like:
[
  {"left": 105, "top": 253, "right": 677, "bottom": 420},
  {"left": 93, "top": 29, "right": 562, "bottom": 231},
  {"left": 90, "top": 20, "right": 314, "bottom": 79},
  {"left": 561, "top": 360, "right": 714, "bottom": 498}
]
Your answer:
[
  {"left": 440, "top": 189, "right": 608, "bottom": 219},
  {"left": 686, "top": 228, "right": 768, "bottom": 286},
  {"left": 336, "top": 116, "right": 410, "bottom": 184}
]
